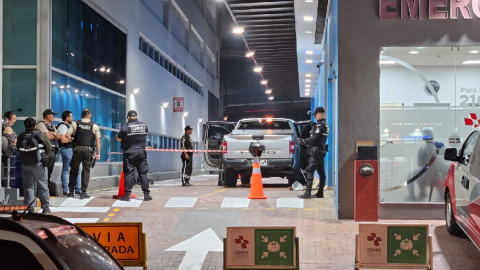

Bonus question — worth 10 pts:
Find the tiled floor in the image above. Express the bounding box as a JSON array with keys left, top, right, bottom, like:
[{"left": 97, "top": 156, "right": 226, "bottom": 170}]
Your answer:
[{"left": 47, "top": 175, "right": 480, "bottom": 270}]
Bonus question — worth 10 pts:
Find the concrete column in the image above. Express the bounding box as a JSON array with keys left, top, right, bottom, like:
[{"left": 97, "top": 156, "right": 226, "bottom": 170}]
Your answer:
[
  {"left": 163, "top": 0, "right": 171, "bottom": 29},
  {"left": 38, "top": 0, "right": 52, "bottom": 116}
]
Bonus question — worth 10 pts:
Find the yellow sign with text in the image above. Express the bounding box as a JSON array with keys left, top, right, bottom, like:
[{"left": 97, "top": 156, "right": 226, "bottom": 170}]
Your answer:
[{"left": 77, "top": 223, "right": 147, "bottom": 269}]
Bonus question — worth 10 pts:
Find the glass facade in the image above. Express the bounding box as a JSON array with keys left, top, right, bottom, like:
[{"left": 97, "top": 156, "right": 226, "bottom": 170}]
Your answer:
[
  {"left": 2, "top": 69, "right": 37, "bottom": 117},
  {"left": 51, "top": 71, "right": 126, "bottom": 129},
  {"left": 380, "top": 46, "right": 480, "bottom": 203},
  {"left": 2, "top": 0, "right": 37, "bottom": 65},
  {"left": 52, "top": 0, "right": 127, "bottom": 94}
]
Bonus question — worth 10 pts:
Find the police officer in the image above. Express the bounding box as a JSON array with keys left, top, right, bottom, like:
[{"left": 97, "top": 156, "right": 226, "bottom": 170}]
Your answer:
[
  {"left": 36, "top": 109, "right": 61, "bottom": 191},
  {"left": 17, "top": 117, "right": 53, "bottom": 213},
  {"left": 116, "top": 110, "right": 151, "bottom": 201},
  {"left": 65, "top": 108, "right": 101, "bottom": 199},
  {"left": 181, "top": 125, "right": 194, "bottom": 187},
  {"left": 298, "top": 107, "right": 329, "bottom": 199}
]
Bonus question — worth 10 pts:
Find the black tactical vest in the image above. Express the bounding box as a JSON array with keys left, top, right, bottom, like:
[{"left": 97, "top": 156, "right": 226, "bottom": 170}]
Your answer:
[
  {"left": 316, "top": 119, "right": 329, "bottom": 149},
  {"left": 123, "top": 120, "right": 148, "bottom": 150},
  {"left": 57, "top": 122, "right": 73, "bottom": 148},
  {"left": 73, "top": 120, "right": 96, "bottom": 147}
]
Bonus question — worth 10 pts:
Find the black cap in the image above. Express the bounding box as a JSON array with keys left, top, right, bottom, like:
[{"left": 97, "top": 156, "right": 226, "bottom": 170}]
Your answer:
[
  {"left": 42, "top": 109, "right": 58, "bottom": 118},
  {"left": 82, "top": 108, "right": 92, "bottom": 116},
  {"left": 313, "top": 107, "right": 325, "bottom": 115},
  {"left": 127, "top": 110, "right": 138, "bottom": 117},
  {"left": 184, "top": 125, "right": 194, "bottom": 131}
]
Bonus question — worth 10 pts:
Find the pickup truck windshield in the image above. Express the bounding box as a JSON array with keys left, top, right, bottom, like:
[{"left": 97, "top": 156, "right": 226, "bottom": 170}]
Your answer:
[{"left": 238, "top": 121, "right": 291, "bottom": 130}]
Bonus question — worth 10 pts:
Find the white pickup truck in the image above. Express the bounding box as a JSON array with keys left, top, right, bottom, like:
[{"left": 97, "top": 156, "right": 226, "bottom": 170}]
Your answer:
[{"left": 202, "top": 118, "right": 315, "bottom": 187}]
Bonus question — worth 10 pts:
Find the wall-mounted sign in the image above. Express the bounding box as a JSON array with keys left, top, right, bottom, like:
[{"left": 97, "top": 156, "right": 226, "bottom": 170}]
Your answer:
[
  {"left": 380, "top": 0, "right": 480, "bottom": 20},
  {"left": 173, "top": 97, "right": 184, "bottom": 112}
]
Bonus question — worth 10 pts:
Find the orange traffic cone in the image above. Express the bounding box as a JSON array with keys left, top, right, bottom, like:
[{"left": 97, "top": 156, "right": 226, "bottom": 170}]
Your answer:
[
  {"left": 248, "top": 157, "right": 267, "bottom": 199},
  {"left": 113, "top": 164, "right": 137, "bottom": 199}
]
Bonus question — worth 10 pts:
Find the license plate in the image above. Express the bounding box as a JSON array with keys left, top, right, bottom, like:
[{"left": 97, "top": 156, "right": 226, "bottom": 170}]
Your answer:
[{"left": 260, "top": 160, "right": 268, "bottom": 166}]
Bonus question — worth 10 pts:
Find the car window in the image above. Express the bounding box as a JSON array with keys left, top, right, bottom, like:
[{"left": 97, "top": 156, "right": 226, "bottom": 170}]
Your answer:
[
  {"left": 460, "top": 132, "right": 479, "bottom": 165},
  {"left": 471, "top": 134, "right": 480, "bottom": 179},
  {"left": 238, "top": 120, "right": 291, "bottom": 130},
  {"left": 208, "top": 124, "right": 235, "bottom": 140},
  {"left": 0, "top": 240, "right": 43, "bottom": 270}
]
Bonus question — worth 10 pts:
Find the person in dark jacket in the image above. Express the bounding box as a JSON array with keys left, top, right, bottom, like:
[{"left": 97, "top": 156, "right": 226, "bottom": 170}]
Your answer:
[
  {"left": 181, "top": 126, "right": 194, "bottom": 187},
  {"left": 17, "top": 117, "right": 53, "bottom": 213},
  {"left": 297, "top": 107, "right": 329, "bottom": 199}
]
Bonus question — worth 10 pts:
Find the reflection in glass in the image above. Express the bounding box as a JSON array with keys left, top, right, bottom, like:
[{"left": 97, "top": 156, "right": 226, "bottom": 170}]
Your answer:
[
  {"left": 380, "top": 46, "right": 480, "bottom": 203},
  {"left": 2, "top": 69, "right": 37, "bottom": 117}
]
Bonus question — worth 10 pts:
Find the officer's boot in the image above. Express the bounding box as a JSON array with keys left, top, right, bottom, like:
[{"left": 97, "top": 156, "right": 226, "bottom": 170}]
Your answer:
[
  {"left": 297, "top": 190, "right": 311, "bottom": 199},
  {"left": 311, "top": 190, "right": 324, "bottom": 198},
  {"left": 185, "top": 177, "right": 192, "bottom": 187},
  {"left": 144, "top": 192, "right": 152, "bottom": 201},
  {"left": 121, "top": 191, "right": 131, "bottom": 202},
  {"left": 182, "top": 177, "right": 186, "bottom": 186}
]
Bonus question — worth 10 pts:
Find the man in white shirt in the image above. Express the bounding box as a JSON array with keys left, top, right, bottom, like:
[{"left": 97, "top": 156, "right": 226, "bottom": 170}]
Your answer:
[{"left": 57, "top": 111, "right": 81, "bottom": 196}]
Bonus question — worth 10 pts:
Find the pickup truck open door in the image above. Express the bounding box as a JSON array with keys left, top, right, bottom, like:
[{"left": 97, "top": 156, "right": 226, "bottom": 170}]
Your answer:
[{"left": 202, "top": 121, "right": 237, "bottom": 171}]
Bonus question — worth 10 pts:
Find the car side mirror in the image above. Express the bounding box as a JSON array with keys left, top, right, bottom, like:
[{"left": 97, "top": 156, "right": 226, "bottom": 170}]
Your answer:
[{"left": 444, "top": 148, "right": 458, "bottom": 162}]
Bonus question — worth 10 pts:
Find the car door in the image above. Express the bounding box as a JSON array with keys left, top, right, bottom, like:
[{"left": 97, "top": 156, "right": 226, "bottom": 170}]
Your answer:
[
  {"left": 466, "top": 133, "right": 480, "bottom": 248},
  {"left": 294, "top": 121, "right": 315, "bottom": 171},
  {"left": 455, "top": 131, "right": 479, "bottom": 230},
  {"left": 202, "top": 121, "right": 236, "bottom": 170}
]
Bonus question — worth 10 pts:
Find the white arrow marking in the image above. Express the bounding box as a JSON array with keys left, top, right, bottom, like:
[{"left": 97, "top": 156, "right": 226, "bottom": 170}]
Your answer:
[
  {"left": 394, "top": 250, "right": 401, "bottom": 257},
  {"left": 413, "top": 234, "right": 420, "bottom": 241},
  {"left": 413, "top": 250, "right": 419, "bottom": 257},
  {"left": 280, "top": 235, "right": 287, "bottom": 242},
  {"left": 280, "top": 252, "right": 287, "bottom": 258},
  {"left": 262, "top": 236, "right": 268, "bottom": 242},
  {"left": 165, "top": 229, "right": 223, "bottom": 270},
  {"left": 394, "top": 233, "right": 401, "bottom": 240},
  {"left": 262, "top": 252, "right": 269, "bottom": 258}
]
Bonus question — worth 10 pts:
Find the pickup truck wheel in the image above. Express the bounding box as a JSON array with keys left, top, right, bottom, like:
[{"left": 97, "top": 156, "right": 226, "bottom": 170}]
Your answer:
[
  {"left": 241, "top": 174, "right": 251, "bottom": 185},
  {"left": 446, "top": 192, "right": 461, "bottom": 236},
  {"left": 225, "top": 169, "right": 237, "bottom": 187}
]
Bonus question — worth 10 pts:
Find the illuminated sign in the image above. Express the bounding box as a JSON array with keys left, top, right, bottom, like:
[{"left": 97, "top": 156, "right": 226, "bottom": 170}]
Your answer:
[{"left": 379, "top": 0, "right": 480, "bottom": 19}]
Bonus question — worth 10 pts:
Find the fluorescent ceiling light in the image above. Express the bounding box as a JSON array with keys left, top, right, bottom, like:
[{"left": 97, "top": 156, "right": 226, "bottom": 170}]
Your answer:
[
  {"left": 306, "top": 74, "right": 312, "bottom": 77},
  {"left": 86, "top": 93, "right": 89, "bottom": 97},
  {"left": 51, "top": 81, "right": 56, "bottom": 85},
  {"left": 305, "top": 0, "right": 314, "bottom": 2},
  {"left": 162, "top": 102, "right": 169, "bottom": 108},
  {"left": 233, "top": 27, "right": 244, "bottom": 34},
  {"left": 384, "top": 129, "right": 389, "bottom": 133},
  {"left": 469, "top": 50, "right": 479, "bottom": 54},
  {"left": 261, "top": 80, "right": 268, "bottom": 85},
  {"left": 409, "top": 51, "right": 419, "bottom": 55},
  {"left": 99, "top": 67, "right": 106, "bottom": 72},
  {"left": 305, "top": 84, "right": 311, "bottom": 87},
  {"left": 305, "top": 80, "right": 311, "bottom": 83},
  {"left": 74, "top": 89, "right": 78, "bottom": 93},
  {"left": 380, "top": 60, "right": 396, "bottom": 65},
  {"left": 306, "top": 59, "right": 313, "bottom": 63},
  {"left": 305, "top": 89, "right": 311, "bottom": 92},
  {"left": 305, "top": 31, "right": 313, "bottom": 33},
  {"left": 183, "top": 112, "right": 189, "bottom": 117},
  {"left": 199, "top": 118, "right": 203, "bottom": 123},
  {"left": 246, "top": 51, "right": 255, "bottom": 57},
  {"left": 463, "top": 60, "right": 480, "bottom": 65},
  {"left": 304, "top": 16, "right": 314, "bottom": 21},
  {"left": 305, "top": 92, "right": 310, "bottom": 96},
  {"left": 254, "top": 67, "right": 263, "bottom": 72},
  {"left": 106, "top": 68, "right": 111, "bottom": 73},
  {"left": 119, "top": 80, "right": 125, "bottom": 84},
  {"left": 268, "top": 96, "right": 274, "bottom": 100},
  {"left": 306, "top": 51, "right": 313, "bottom": 55},
  {"left": 133, "top": 88, "right": 140, "bottom": 95},
  {"left": 60, "top": 85, "right": 65, "bottom": 89},
  {"left": 224, "top": 116, "right": 228, "bottom": 120},
  {"left": 265, "top": 89, "right": 272, "bottom": 94}
]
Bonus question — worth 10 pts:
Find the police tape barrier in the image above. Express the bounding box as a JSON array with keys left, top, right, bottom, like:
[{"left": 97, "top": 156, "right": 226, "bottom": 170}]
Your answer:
[
  {"left": 225, "top": 227, "right": 299, "bottom": 269},
  {"left": 355, "top": 224, "right": 433, "bottom": 270},
  {"left": 77, "top": 222, "right": 147, "bottom": 270}
]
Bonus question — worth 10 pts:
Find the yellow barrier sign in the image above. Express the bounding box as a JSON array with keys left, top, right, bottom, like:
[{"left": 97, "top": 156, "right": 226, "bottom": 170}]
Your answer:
[{"left": 77, "top": 222, "right": 147, "bottom": 270}]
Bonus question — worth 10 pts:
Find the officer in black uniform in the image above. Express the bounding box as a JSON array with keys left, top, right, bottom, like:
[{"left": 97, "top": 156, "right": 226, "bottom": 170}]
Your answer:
[
  {"left": 181, "top": 125, "right": 194, "bottom": 187},
  {"left": 298, "top": 107, "right": 329, "bottom": 199},
  {"left": 116, "top": 110, "right": 151, "bottom": 201}
]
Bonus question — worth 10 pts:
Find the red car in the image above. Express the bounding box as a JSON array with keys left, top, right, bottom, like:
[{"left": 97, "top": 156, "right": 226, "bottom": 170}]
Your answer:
[{"left": 444, "top": 130, "right": 480, "bottom": 250}]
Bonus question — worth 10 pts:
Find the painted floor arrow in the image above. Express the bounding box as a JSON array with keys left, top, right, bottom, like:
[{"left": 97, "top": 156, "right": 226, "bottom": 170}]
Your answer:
[
  {"left": 394, "top": 233, "right": 401, "bottom": 240},
  {"left": 165, "top": 228, "right": 223, "bottom": 270},
  {"left": 394, "top": 250, "right": 401, "bottom": 257},
  {"left": 280, "top": 252, "right": 287, "bottom": 258},
  {"left": 262, "top": 252, "right": 268, "bottom": 258}
]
